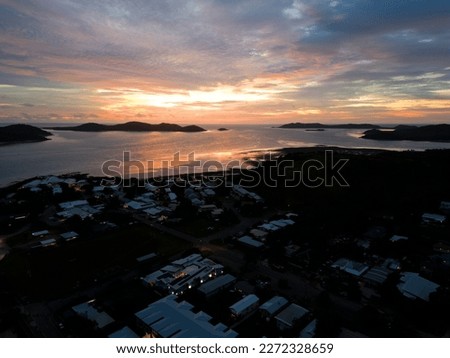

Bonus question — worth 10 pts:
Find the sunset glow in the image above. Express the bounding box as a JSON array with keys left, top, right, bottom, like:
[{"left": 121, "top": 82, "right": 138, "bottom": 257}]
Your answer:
[{"left": 0, "top": 0, "right": 449, "bottom": 124}]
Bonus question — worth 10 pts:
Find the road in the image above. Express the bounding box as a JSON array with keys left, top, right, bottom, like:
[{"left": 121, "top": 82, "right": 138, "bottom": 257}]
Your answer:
[{"left": 134, "top": 210, "right": 364, "bottom": 317}]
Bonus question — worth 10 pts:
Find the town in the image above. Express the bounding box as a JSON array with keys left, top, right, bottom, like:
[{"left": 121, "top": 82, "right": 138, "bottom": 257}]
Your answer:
[{"left": 1, "top": 148, "right": 450, "bottom": 338}]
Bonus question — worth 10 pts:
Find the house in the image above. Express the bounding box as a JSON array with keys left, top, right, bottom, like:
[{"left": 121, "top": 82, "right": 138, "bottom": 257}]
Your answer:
[
  {"left": 198, "top": 274, "right": 236, "bottom": 298},
  {"left": 249, "top": 229, "right": 268, "bottom": 240},
  {"left": 136, "top": 252, "right": 158, "bottom": 263},
  {"left": 299, "top": 319, "right": 317, "bottom": 338},
  {"left": 331, "top": 258, "right": 369, "bottom": 277},
  {"left": 390, "top": 235, "right": 409, "bottom": 243},
  {"left": 108, "top": 326, "right": 139, "bottom": 338},
  {"left": 275, "top": 303, "right": 310, "bottom": 331},
  {"left": 59, "top": 200, "right": 89, "bottom": 210},
  {"left": 72, "top": 300, "right": 114, "bottom": 329},
  {"left": 57, "top": 200, "right": 102, "bottom": 220},
  {"left": 363, "top": 266, "right": 389, "bottom": 286},
  {"left": 397, "top": 272, "right": 439, "bottom": 301},
  {"left": 144, "top": 207, "right": 164, "bottom": 219},
  {"left": 60, "top": 231, "right": 79, "bottom": 241},
  {"left": 259, "top": 296, "right": 289, "bottom": 318},
  {"left": 231, "top": 185, "right": 263, "bottom": 203},
  {"left": 32, "top": 230, "right": 49, "bottom": 237},
  {"left": 422, "top": 213, "right": 446, "bottom": 224},
  {"left": 229, "top": 294, "right": 259, "bottom": 318},
  {"left": 237, "top": 235, "right": 264, "bottom": 248},
  {"left": 40, "top": 238, "right": 57, "bottom": 247},
  {"left": 52, "top": 185, "right": 63, "bottom": 195},
  {"left": 135, "top": 295, "right": 237, "bottom": 338},
  {"left": 199, "top": 204, "right": 217, "bottom": 213},
  {"left": 440, "top": 201, "right": 450, "bottom": 212},
  {"left": 168, "top": 192, "right": 177, "bottom": 202},
  {"left": 258, "top": 223, "right": 280, "bottom": 232}
]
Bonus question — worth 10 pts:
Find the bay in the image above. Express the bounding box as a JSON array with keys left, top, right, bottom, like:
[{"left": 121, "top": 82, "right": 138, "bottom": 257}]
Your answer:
[{"left": 1, "top": 124, "right": 450, "bottom": 187}]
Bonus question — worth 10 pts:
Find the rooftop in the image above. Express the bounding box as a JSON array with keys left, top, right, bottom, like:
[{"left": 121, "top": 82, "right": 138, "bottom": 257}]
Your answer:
[
  {"left": 198, "top": 274, "right": 236, "bottom": 296},
  {"left": 135, "top": 295, "right": 237, "bottom": 338},
  {"left": 275, "top": 303, "right": 309, "bottom": 328},
  {"left": 238, "top": 235, "right": 264, "bottom": 248},
  {"left": 397, "top": 272, "right": 439, "bottom": 301},
  {"left": 331, "top": 258, "right": 369, "bottom": 277},
  {"left": 229, "top": 294, "right": 259, "bottom": 316},
  {"left": 108, "top": 326, "right": 139, "bottom": 338},
  {"left": 259, "top": 296, "right": 289, "bottom": 316},
  {"left": 72, "top": 300, "right": 114, "bottom": 329}
]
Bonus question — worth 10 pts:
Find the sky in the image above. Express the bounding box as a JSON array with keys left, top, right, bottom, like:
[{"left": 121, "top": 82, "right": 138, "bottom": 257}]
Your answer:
[{"left": 0, "top": 0, "right": 449, "bottom": 125}]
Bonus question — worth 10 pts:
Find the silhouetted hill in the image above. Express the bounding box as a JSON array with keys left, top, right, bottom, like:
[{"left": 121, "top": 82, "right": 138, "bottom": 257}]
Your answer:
[
  {"left": 279, "top": 122, "right": 380, "bottom": 129},
  {"left": 0, "top": 124, "right": 52, "bottom": 143},
  {"left": 46, "top": 121, "right": 206, "bottom": 132},
  {"left": 362, "top": 124, "right": 450, "bottom": 142}
]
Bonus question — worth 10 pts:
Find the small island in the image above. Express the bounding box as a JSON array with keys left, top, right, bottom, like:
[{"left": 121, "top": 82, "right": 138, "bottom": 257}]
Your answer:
[
  {"left": 278, "top": 122, "right": 380, "bottom": 130},
  {"left": 217, "top": 128, "right": 229, "bottom": 131},
  {"left": 0, "top": 124, "right": 52, "bottom": 145},
  {"left": 362, "top": 124, "right": 450, "bottom": 142},
  {"left": 46, "top": 121, "right": 206, "bottom": 133}
]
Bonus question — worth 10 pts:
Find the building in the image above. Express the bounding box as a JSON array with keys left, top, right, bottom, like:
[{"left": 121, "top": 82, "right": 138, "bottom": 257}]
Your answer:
[
  {"left": 397, "top": 272, "right": 439, "bottom": 301},
  {"left": 135, "top": 295, "right": 237, "bottom": 338},
  {"left": 60, "top": 231, "right": 79, "bottom": 241},
  {"left": 229, "top": 294, "right": 259, "bottom": 318},
  {"left": 422, "top": 213, "right": 446, "bottom": 224},
  {"left": 141, "top": 254, "right": 224, "bottom": 295},
  {"left": 249, "top": 228, "right": 268, "bottom": 240},
  {"left": 363, "top": 266, "right": 389, "bottom": 286},
  {"left": 331, "top": 258, "right": 369, "bottom": 277},
  {"left": 32, "top": 230, "right": 49, "bottom": 237},
  {"left": 136, "top": 252, "right": 158, "bottom": 263},
  {"left": 440, "top": 201, "right": 450, "bottom": 212},
  {"left": 72, "top": 300, "right": 114, "bottom": 329},
  {"left": 40, "top": 238, "right": 56, "bottom": 247},
  {"left": 258, "top": 223, "right": 280, "bottom": 232},
  {"left": 390, "top": 235, "right": 409, "bottom": 243},
  {"left": 198, "top": 274, "right": 236, "bottom": 298},
  {"left": 231, "top": 185, "right": 263, "bottom": 203},
  {"left": 275, "top": 303, "right": 310, "bottom": 331},
  {"left": 108, "top": 326, "right": 139, "bottom": 338},
  {"left": 259, "top": 296, "right": 289, "bottom": 318},
  {"left": 237, "top": 235, "right": 264, "bottom": 249},
  {"left": 57, "top": 200, "right": 103, "bottom": 220},
  {"left": 299, "top": 319, "right": 317, "bottom": 338}
]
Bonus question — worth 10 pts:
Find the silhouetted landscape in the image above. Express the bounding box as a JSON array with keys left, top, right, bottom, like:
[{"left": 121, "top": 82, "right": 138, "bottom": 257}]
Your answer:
[
  {"left": 46, "top": 121, "right": 206, "bottom": 133},
  {"left": 362, "top": 124, "right": 450, "bottom": 142},
  {"left": 279, "top": 123, "right": 381, "bottom": 130},
  {"left": 0, "top": 124, "right": 52, "bottom": 144}
]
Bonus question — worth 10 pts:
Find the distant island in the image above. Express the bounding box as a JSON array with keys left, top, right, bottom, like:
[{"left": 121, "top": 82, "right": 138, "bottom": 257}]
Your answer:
[
  {"left": 0, "top": 124, "right": 52, "bottom": 144},
  {"left": 362, "top": 124, "right": 450, "bottom": 142},
  {"left": 217, "top": 128, "right": 229, "bottom": 131},
  {"left": 278, "top": 122, "right": 381, "bottom": 129},
  {"left": 46, "top": 121, "right": 206, "bottom": 132}
]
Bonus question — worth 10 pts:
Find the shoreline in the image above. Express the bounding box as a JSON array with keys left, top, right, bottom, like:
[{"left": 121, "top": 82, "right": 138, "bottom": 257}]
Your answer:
[{"left": 2, "top": 145, "right": 445, "bottom": 190}]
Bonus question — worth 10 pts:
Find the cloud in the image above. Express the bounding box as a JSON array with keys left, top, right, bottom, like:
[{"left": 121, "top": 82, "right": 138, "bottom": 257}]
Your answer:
[{"left": 0, "top": 0, "right": 449, "bottom": 123}]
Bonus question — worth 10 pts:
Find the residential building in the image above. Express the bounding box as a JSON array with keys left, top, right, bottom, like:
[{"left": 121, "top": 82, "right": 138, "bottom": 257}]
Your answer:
[
  {"left": 229, "top": 294, "right": 259, "bottom": 318},
  {"left": 135, "top": 295, "right": 237, "bottom": 338}
]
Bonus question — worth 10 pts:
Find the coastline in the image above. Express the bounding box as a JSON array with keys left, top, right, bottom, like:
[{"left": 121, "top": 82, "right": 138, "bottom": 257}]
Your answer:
[{"left": 0, "top": 145, "right": 420, "bottom": 190}]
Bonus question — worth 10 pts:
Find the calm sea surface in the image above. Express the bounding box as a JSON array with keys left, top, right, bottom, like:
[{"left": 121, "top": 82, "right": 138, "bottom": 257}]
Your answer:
[{"left": 2, "top": 124, "right": 450, "bottom": 187}]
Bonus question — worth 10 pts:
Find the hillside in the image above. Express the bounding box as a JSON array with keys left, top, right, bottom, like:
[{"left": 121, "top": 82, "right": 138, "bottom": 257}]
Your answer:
[
  {"left": 362, "top": 124, "right": 450, "bottom": 142},
  {"left": 46, "top": 121, "right": 206, "bottom": 132},
  {"left": 279, "top": 122, "right": 380, "bottom": 129},
  {"left": 0, "top": 124, "right": 52, "bottom": 144}
]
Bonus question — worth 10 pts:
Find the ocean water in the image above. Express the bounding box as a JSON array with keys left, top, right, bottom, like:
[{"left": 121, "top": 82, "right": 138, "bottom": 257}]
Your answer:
[{"left": 1, "top": 124, "right": 450, "bottom": 187}]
